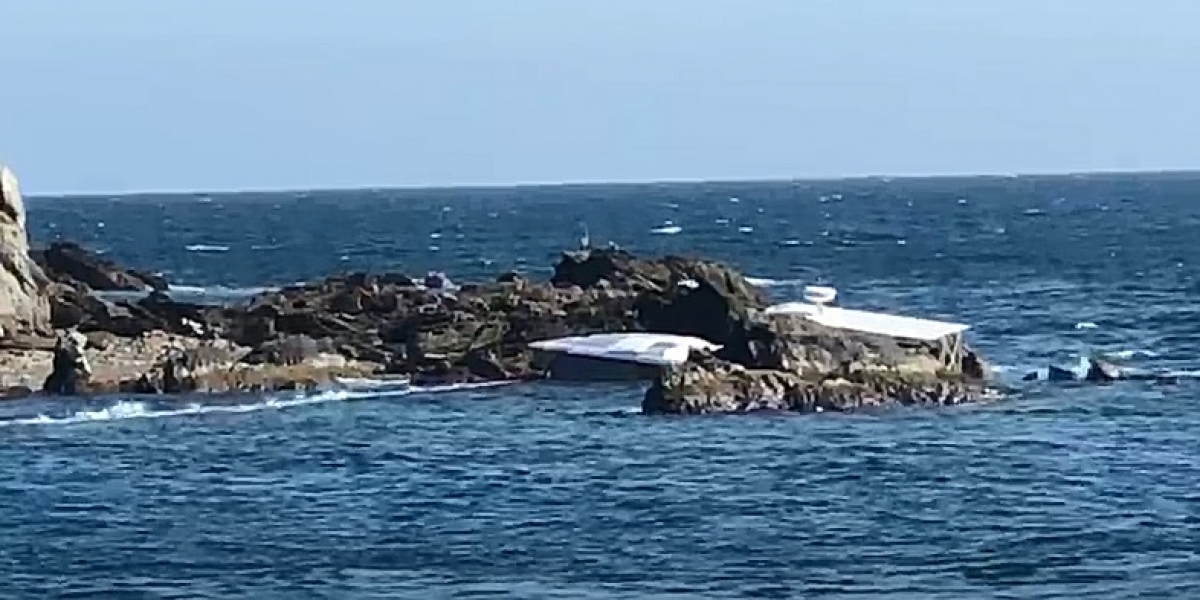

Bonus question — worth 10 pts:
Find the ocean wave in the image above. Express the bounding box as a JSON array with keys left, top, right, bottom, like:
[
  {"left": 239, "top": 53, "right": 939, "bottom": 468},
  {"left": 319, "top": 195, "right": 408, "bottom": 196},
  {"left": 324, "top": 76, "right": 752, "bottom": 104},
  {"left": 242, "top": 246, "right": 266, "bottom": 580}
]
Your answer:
[
  {"left": 185, "top": 244, "right": 230, "bottom": 252},
  {"left": 0, "top": 380, "right": 509, "bottom": 428}
]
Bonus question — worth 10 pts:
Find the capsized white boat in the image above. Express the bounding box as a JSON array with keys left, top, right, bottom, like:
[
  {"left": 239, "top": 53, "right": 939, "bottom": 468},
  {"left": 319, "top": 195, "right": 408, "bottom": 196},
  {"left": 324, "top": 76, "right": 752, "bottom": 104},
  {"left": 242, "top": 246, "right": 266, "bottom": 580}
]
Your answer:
[
  {"left": 764, "top": 285, "right": 971, "bottom": 371},
  {"left": 529, "top": 332, "right": 721, "bottom": 381}
]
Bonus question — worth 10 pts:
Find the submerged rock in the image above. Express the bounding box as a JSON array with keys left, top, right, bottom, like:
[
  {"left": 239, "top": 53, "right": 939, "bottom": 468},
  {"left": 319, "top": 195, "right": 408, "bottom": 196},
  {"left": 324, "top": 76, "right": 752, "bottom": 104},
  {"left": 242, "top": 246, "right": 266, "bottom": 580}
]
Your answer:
[{"left": 1023, "top": 357, "right": 1179, "bottom": 385}]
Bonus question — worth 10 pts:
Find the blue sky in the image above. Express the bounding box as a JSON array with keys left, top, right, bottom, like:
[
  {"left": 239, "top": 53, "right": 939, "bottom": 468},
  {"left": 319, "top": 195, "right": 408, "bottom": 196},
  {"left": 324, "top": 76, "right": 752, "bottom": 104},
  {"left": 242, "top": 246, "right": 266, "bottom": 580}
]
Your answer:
[{"left": 2, "top": 0, "right": 1198, "bottom": 194}]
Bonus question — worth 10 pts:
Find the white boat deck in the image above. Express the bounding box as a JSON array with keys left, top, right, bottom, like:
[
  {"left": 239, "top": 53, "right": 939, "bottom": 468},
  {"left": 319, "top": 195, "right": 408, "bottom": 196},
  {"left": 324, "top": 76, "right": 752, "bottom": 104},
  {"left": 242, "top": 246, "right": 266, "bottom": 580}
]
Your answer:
[
  {"left": 763, "top": 302, "right": 968, "bottom": 342},
  {"left": 529, "top": 332, "right": 721, "bottom": 366}
]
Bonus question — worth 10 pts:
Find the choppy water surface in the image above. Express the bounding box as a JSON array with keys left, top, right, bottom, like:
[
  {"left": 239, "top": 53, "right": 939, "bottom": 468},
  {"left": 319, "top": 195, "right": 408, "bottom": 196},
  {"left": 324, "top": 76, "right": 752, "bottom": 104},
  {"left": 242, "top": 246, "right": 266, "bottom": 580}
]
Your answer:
[{"left": 2, "top": 175, "right": 1199, "bottom": 598}]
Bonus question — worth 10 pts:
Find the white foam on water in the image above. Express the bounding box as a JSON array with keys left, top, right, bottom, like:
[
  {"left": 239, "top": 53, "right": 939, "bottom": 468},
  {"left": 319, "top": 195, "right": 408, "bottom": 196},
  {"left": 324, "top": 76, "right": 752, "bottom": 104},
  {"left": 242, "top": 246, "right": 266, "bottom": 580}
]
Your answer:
[
  {"left": 0, "top": 381, "right": 509, "bottom": 428},
  {"left": 1075, "top": 321, "right": 1099, "bottom": 330},
  {"left": 1165, "top": 369, "right": 1200, "bottom": 378},
  {"left": 745, "top": 277, "right": 807, "bottom": 288},
  {"left": 168, "top": 284, "right": 278, "bottom": 297},
  {"left": 650, "top": 223, "right": 682, "bottom": 235},
  {"left": 332, "top": 376, "right": 411, "bottom": 389},
  {"left": 185, "top": 244, "right": 230, "bottom": 252},
  {"left": 1108, "top": 349, "right": 1160, "bottom": 359}
]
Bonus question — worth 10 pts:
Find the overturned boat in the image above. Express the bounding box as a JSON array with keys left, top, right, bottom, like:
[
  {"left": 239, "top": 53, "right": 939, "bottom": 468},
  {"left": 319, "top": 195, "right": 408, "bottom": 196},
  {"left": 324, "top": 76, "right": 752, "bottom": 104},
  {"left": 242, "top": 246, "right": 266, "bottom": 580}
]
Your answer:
[
  {"left": 762, "top": 285, "right": 975, "bottom": 374},
  {"left": 529, "top": 332, "right": 720, "bottom": 381}
]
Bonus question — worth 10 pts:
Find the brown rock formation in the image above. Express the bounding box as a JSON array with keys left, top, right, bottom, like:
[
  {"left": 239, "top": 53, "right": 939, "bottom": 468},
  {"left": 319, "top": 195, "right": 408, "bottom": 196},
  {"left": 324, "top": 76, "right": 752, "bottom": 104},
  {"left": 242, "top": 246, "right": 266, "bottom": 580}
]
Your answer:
[{"left": 0, "top": 165, "right": 51, "bottom": 340}]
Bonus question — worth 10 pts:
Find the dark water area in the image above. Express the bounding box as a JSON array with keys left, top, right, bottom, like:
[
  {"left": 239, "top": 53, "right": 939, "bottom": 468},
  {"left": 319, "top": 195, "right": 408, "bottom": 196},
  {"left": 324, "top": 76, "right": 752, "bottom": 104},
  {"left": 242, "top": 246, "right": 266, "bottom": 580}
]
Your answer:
[{"left": 2, "top": 174, "right": 1199, "bottom": 598}]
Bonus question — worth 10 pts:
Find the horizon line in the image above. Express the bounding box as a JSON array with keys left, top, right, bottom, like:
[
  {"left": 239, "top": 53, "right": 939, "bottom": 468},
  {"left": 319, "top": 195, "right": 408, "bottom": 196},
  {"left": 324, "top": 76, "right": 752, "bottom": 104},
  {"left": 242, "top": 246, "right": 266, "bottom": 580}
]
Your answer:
[{"left": 24, "top": 166, "right": 1200, "bottom": 199}]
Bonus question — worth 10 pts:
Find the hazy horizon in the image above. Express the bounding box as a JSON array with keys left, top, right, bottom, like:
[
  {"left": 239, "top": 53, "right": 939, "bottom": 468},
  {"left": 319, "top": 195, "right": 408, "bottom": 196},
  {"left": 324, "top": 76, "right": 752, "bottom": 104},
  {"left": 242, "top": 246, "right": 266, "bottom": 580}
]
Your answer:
[
  {"left": 4, "top": 1, "right": 1199, "bottom": 195},
  {"left": 23, "top": 167, "right": 1200, "bottom": 201}
]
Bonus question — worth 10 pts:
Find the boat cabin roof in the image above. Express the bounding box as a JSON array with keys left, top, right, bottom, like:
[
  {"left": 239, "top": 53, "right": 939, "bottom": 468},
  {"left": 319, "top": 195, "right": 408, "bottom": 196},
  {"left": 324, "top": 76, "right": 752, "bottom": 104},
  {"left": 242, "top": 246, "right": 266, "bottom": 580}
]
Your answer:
[
  {"left": 763, "top": 302, "right": 969, "bottom": 342},
  {"left": 529, "top": 332, "right": 721, "bottom": 366}
]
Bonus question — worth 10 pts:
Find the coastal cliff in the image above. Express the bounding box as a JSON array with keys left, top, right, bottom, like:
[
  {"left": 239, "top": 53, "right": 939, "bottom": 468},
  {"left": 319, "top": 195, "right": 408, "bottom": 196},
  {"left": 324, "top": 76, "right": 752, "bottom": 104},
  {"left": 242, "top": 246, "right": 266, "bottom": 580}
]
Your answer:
[{"left": 0, "top": 166, "right": 51, "bottom": 339}]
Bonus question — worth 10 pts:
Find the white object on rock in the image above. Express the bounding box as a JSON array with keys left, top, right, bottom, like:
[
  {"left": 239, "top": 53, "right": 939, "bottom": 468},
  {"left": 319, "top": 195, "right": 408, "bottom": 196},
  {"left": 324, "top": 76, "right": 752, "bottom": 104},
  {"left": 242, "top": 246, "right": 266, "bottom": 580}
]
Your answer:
[{"left": 529, "top": 332, "right": 720, "bottom": 367}]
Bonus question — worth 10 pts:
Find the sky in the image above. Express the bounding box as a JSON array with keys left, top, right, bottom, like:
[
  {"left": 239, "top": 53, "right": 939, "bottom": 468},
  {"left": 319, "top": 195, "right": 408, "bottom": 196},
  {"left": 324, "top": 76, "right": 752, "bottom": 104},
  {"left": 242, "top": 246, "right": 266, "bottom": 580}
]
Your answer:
[{"left": 2, "top": 0, "right": 1199, "bottom": 195}]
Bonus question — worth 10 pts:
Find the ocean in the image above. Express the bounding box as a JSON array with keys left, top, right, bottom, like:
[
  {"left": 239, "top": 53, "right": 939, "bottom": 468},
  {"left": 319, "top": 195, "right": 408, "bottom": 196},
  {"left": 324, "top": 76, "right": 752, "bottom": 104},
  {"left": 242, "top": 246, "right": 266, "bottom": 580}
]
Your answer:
[{"left": 1, "top": 174, "right": 1198, "bottom": 598}]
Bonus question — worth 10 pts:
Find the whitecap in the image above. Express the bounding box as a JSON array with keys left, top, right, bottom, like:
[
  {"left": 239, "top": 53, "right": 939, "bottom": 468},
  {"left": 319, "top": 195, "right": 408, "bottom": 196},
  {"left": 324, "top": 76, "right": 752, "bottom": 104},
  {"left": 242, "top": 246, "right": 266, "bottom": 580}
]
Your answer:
[
  {"left": 1165, "top": 369, "right": 1200, "bottom": 378},
  {"left": 168, "top": 284, "right": 276, "bottom": 298},
  {"left": 1108, "top": 349, "right": 1159, "bottom": 359},
  {"left": 746, "top": 277, "right": 807, "bottom": 288},
  {"left": 185, "top": 244, "right": 230, "bottom": 252},
  {"left": 1075, "top": 321, "right": 1099, "bottom": 330},
  {"left": 737, "top": 226, "right": 754, "bottom": 234},
  {"left": 0, "top": 381, "right": 509, "bottom": 428},
  {"left": 650, "top": 224, "right": 682, "bottom": 235}
]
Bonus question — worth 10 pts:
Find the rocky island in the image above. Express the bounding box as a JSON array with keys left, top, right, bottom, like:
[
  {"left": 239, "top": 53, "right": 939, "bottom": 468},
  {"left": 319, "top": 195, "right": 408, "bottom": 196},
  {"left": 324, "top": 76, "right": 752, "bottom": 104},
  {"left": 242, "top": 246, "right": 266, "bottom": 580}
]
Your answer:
[{"left": 0, "top": 164, "right": 992, "bottom": 412}]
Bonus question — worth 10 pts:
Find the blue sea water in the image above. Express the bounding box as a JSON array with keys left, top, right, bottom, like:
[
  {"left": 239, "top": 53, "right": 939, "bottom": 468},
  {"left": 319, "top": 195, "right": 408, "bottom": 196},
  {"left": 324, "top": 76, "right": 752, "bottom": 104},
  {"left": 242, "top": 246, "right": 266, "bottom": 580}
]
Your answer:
[{"left": 2, "top": 175, "right": 1200, "bottom": 598}]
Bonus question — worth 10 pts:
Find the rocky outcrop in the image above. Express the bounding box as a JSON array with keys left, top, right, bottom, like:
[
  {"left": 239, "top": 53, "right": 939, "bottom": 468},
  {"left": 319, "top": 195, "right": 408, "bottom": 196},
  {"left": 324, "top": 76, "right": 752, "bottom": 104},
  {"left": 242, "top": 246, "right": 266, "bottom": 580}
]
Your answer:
[
  {"left": 12, "top": 242, "right": 994, "bottom": 407},
  {"left": 642, "top": 315, "right": 991, "bottom": 415},
  {"left": 153, "top": 248, "right": 770, "bottom": 384},
  {"left": 0, "top": 165, "right": 51, "bottom": 339},
  {"left": 644, "top": 357, "right": 987, "bottom": 414},
  {"left": 1, "top": 328, "right": 379, "bottom": 397},
  {"left": 33, "top": 241, "right": 168, "bottom": 292}
]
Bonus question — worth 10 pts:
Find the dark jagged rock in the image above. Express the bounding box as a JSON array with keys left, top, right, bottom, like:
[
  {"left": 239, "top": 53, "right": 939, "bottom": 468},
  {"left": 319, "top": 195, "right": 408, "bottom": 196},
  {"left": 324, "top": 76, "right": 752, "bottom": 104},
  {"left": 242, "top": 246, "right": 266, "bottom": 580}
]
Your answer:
[
  {"left": 41, "top": 331, "right": 91, "bottom": 395},
  {"left": 24, "top": 243, "right": 993, "bottom": 406},
  {"left": 33, "top": 241, "right": 168, "bottom": 292}
]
